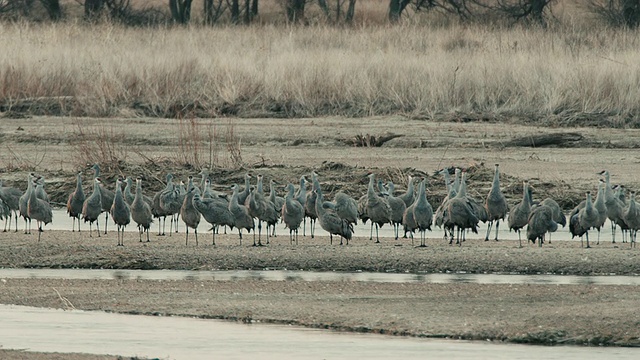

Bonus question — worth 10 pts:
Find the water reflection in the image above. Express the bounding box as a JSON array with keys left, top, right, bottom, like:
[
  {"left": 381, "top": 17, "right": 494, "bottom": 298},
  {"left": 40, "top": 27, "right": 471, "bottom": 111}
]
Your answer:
[{"left": 0, "top": 268, "right": 638, "bottom": 286}]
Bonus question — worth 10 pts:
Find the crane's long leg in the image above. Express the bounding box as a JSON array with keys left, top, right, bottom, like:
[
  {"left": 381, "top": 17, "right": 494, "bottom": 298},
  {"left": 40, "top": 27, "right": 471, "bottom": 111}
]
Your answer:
[
  {"left": 212, "top": 226, "right": 215, "bottom": 246},
  {"left": 310, "top": 218, "right": 316, "bottom": 239},
  {"left": 611, "top": 221, "right": 616, "bottom": 243},
  {"left": 494, "top": 220, "right": 500, "bottom": 241},
  {"left": 96, "top": 220, "right": 101, "bottom": 238},
  {"left": 518, "top": 229, "right": 522, "bottom": 248},
  {"left": 375, "top": 224, "right": 381, "bottom": 244},
  {"left": 485, "top": 221, "right": 493, "bottom": 241},
  {"left": 586, "top": 231, "right": 591, "bottom": 248},
  {"left": 103, "top": 212, "right": 108, "bottom": 235}
]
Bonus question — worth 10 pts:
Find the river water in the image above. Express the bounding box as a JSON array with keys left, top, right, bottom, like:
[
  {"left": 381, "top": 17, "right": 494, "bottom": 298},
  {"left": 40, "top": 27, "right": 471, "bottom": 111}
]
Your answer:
[
  {"left": 0, "top": 268, "right": 638, "bottom": 285},
  {"left": 1, "top": 304, "right": 638, "bottom": 360}
]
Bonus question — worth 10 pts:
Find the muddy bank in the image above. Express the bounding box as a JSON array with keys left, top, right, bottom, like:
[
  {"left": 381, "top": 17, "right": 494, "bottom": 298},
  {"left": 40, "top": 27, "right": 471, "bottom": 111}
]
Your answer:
[
  {"left": 0, "top": 231, "right": 638, "bottom": 275},
  {"left": 0, "top": 349, "right": 142, "bottom": 360}
]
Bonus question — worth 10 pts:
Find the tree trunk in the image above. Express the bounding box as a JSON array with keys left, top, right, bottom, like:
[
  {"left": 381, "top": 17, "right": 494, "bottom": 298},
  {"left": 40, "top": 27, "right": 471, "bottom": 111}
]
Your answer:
[
  {"left": 84, "top": 0, "right": 104, "bottom": 20},
  {"left": 285, "top": 0, "right": 305, "bottom": 23},
  {"left": 530, "top": 0, "right": 547, "bottom": 26},
  {"left": 622, "top": 0, "right": 640, "bottom": 28},
  {"left": 231, "top": 0, "right": 240, "bottom": 23},
  {"left": 345, "top": 0, "right": 356, "bottom": 22},
  {"left": 317, "top": 0, "right": 330, "bottom": 21},
  {"left": 244, "top": 0, "right": 250, "bottom": 23},
  {"left": 40, "top": 0, "right": 62, "bottom": 20},
  {"left": 169, "top": 0, "right": 193, "bottom": 24},
  {"left": 251, "top": 0, "right": 258, "bottom": 16},
  {"left": 388, "top": 0, "right": 411, "bottom": 23}
]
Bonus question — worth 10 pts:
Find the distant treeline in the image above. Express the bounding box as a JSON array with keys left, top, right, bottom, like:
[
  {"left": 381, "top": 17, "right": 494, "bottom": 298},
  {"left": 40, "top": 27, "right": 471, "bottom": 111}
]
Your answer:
[{"left": 1, "top": 0, "right": 639, "bottom": 28}]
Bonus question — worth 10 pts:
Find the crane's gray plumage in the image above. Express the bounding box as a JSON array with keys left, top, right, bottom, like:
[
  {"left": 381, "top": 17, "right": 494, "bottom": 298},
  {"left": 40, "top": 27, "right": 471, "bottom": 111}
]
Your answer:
[
  {"left": 484, "top": 164, "right": 509, "bottom": 241},
  {"left": 27, "top": 176, "right": 52, "bottom": 242},
  {"left": 622, "top": 192, "right": 639, "bottom": 248},
  {"left": 181, "top": 187, "right": 201, "bottom": 246},
  {"left": 67, "top": 172, "right": 85, "bottom": 232},
  {"left": 83, "top": 177, "right": 103, "bottom": 237},
  {"left": 0, "top": 180, "right": 23, "bottom": 232},
  {"left": 570, "top": 191, "right": 600, "bottom": 248},
  {"left": 538, "top": 197, "right": 566, "bottom": 244},
  {"left": 245, "top": 175, "right": 279, "bottom": 246},
  {"left": 34, "top": 177, "right": 49, "bottom": 203},
  {"left": 237, "top": 173, "right": 252, "bottom": 206},
  {"left": 508, "top": 180, "right": 532, "bottom": 247},
  {"left": 131, "top": 178, "right": 153, "bottom": 243},
  {"left": 457, "top": 172, "right": 488, "bottom": 224},
  {"left": 443, "top": 182, "right": 479, "bottom": 247},
  {"left": 527, "top": 204, "right": 558, "bottom": 247},
  {"left": 92, "top": 164, "right": 114, "bottom": 235},
  {"left": 282, "top": 183, "right": 304, "bottom": 245},
  {"left": 600, "top": 170, "right": 626, "bottom": 243},
  {"left": 314, "top": 187, "right": 353, "bottom": 245},
  {"left": 193, "top": 192, "right": 235, "bottom": 246},
  {"left": 19, "top": 173, "right": 36, "bottom": 234},
  {"left": 160, "top": 177, "right": 185, "bottom": 236},
  {"left": 406, "top": 178, "right": 433, "bottom": 247},
  {"left": 385, "top": 185, "right": 406, "bottom": 240},
  {"left": 304, "top": 173, "right": 320, "bottom": 238},
  {"left": 268, "top": 179, "right": 284, "bottom": 237},
  {"left": 152, "top": 173, "right": 175, "bottom": 236},
  {"left": 365, "top": 173, "right": 392, "bottom": 243},
  {"left": 398, "top": 175, "right": 417, "bottom": 208},
  {"left": 332, "top": 191, "right": 358, "bottom": 227},
  {"left": 229, "top": 184, "right": 254, "bottom": 243},
  {"left": 111, "top": 178, "right": 131, "bottom": 246}
]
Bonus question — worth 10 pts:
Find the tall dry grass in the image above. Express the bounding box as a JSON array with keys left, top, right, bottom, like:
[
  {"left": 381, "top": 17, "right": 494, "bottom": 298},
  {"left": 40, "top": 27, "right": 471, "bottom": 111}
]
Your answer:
[{"left": 1, "top": 20, "right": 640, "bottom": 122}]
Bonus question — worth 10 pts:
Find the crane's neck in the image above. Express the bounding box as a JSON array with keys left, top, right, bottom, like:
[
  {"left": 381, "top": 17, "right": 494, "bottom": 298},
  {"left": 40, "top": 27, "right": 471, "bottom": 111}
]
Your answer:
[
  {"left": 76, "top": 174, "right": 83, "bottom": 193},
  {"left": 416, "top": 180, "right": 427, "bottom": 206},
  {"left": 491, "top": 167, "right": 501, "bottom": 193}
]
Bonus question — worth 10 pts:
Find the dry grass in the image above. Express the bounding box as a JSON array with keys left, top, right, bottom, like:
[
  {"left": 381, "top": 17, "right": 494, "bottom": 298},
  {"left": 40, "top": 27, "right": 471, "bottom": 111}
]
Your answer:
[{"left": 1, "top": 8, "right": 640, "bottom": 122}]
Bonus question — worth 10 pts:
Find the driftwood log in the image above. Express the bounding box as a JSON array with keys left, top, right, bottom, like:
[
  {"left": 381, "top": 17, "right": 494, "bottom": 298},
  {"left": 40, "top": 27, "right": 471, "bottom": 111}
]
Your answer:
[{"left": 503, "top": 132, "right": 583, "bottom": 148}]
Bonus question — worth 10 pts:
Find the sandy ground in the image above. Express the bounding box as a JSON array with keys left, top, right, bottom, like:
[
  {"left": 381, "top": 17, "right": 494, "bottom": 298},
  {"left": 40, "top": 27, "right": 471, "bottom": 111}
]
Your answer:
[
  {"left": 2, "top": 116, "right": 640, "bottom": 358},
  {"left": 0, "top": 350, "right": 138, "bottom": 360}
]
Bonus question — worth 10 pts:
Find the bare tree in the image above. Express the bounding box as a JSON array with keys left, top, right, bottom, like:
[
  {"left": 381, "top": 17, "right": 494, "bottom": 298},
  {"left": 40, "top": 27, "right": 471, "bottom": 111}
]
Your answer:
[
  {"left": 587, "top": 0, "right": 640, "bottom": 28},
  {"left": 285, "top": 0, "right": 306, "bottom": 23},
  {"left": 472, "top": 0, "right": 553, "bottom": 25},
  {"left": 85, "top": 0, "right": 105, "bottom": 20},
  {"left": 204, "top": 0, "right": 225, "bottom": 24},
  {"left": 169, "top": 0, "right": 193, "bottom": 24},
  {"left": 40, "top": 0, "right": 61, "bottom": 20}
]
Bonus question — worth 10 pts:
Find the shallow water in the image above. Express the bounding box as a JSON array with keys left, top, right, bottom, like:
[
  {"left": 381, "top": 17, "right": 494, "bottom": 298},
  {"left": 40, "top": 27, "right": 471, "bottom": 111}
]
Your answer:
[
  {"left": 1, "top": 304, "right": 638, "bottom": 360},
  {"left": 0, "top": 268, "right": 638, "bottom": 285},
  {"left": 36, "top": 209, "right": 630, "bottom": 244}
]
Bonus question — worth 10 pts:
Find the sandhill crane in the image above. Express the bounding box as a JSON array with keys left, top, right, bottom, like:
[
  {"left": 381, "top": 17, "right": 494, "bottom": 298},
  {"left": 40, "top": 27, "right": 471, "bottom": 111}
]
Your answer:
[
  {"left": 92, "top": 164, "right": 114, "bottom": 235},
  {"left": 570, "top": 191, "right": 600, "bottom": 248},
  {"left": 366, "top": 173, "right": 392, "bottom": 243},
  {"left": 434, "top": 169, "right": 456, "bottom": 240},
  {"left": 538, "top": 197, "right": 566, "bottom": 243},
  {"left": 181, "top": 187, "right": 201, "bottom": 246},
  {"left": 508, "top": 180, "right": 532, "bottom": 247},
  {"left": 314, "top": 188, "right": 353, "bottom": 245},
  {"left": 66, "top": 172, "right": 85, "bottom": 232},
  {"left": 304, "top": 173, "right": 320, "bottom": 238},
  {"left": 168, "top": 180, "right": 187, "bottom": 234},
  {"left": 623, "top": 192, "right": 639, "bottom": 248},
  {"left": 332, "top": 191, "right": 359, "bottom": 227},
  {"left": 0, "top": 180, "right": 22, "bottom": 232},
  {"left": 229, "top": 184, "right": 254, "bottom": 243},
  {"left": 34, "top": 177, "right": 49, "bottom": 203},
  {"left": 124, "top": 177, "right": 152, "bottom": 206},
  {"left": 152, "top": 173, "right": 175, "bottom": 236},
  {"left": 27, "top": 176, "right": 52, "bottom": 242},
  {"left": 19, "top": 173, "right": 36, "bottom": 234},
  {"left": 568, "top": 179, "right": 607, "bottom": 245},
  {"left": 237, "top": 173, "right": 252, "bottom": 205},
  {"left": 131, "top": 178, "right": 153, "bottom": 242},
  {"left": 110, "top": 178, "right": 131, "bottom": 247},
  {"left": 398, "top": 175, "right": 417, "bottom": 208},
  {"left": 599, "top": 170, "right": 625, "bottom": 243},
  {"left": 527, "top": 204, "right": 558, "bottom": 247},
  {"left": 268, "top": 179, "right": 284, "bottom": 237},
  {"left": 443, "top": 181, "right": 479, "bottom": 246},
  {"left": 0, "top": 199, "right": 8, "bottom": 224},
  {"left": 198, "top": 168, "right": 209, "bottom": 193},
  {"left": 282, "top": 183, "right": 304, "bottom": 245},
  {"left": 245, "top": 175, "right": 279, "bottom": 246},
  {"left": 457, "top": 172, "right": 488, "bottom": 224},
  {"left": 83, "top": 178, "right": 103, "bottom": 237},
  {"left": 193, "top": 192, "right": 235, "bottom": 246},
  {"left": 484, "top": 164, "right": 509, "bottom": 241},
  {"left": 385, "top": 184, "right": 407, "bottom": 240},
  {"left": 413, "top": 179, "right": 434, "bottom": 247},
  {"left": 293, "top": 176, "right": 309, "bottom": 235}
]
